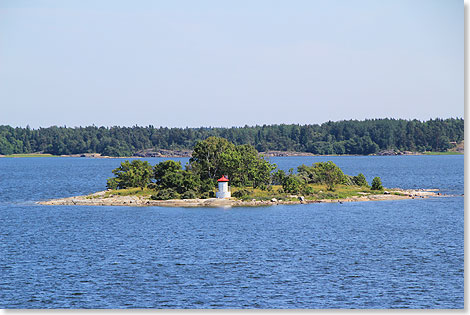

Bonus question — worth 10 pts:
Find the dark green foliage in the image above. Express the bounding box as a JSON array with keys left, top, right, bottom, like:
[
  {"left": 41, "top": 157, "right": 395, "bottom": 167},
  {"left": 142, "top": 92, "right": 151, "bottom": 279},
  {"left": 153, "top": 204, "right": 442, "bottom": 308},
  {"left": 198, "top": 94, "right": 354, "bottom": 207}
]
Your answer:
[
  {"left": 154, "top": 160, "right": 182, "bottom": 180},
  {"left": 189, "top": 137, "right": 237, "bottom": 181},
  {"left": 106, "top": 160, "right": 153, "bottom": 189},
  {"left": 199, "top": 191, "right": 215, "bottom": 199},
  {"left": 181, "top": 190, "right": 198, "bottom": 199},
  {"left": 371, "top": 177, "right": 383, "bottom": 190},
  {"left": 300, "top": 185, "right": 315, "bottom": 196},
  {"left": 282, "top": 174, "right": 305, "bottom": 194},
  {"left": 0, "top": 118, "right": 463, "bottom": 156},
  {"left": 107, "top": 137, "right": 277, "bottom": 199},
  {"left": 232, "top": 188, "right": 251, "bottom": 198},
  {"left": 297, "top": 164, "right": 319, "bottom": 184},
  {"left": 151, "top": 188, "right": 180, "bottom": 200},
  {"left": 106, "top": 178, "right": 119, "bottom": 190},
  {"left": 311, "top": 161, "right": 345, "bottom": 191},
  {"left": 153, "top": 160, "right": 204, "bottom": 195},
  {"left": 271, "top": 169, "right": 287, "bottom": 185},
  {"left": 190, "top": 137, "right": 275, "bottom": 188},
  {"left": 353, "top": 173, "right": 369, "bottom": 187},
  {"left": 342, "top": 175, "right": 355, "bottom": 186},
  {"left": 105, "top": 137, "right": 392, "bottom": 200}
]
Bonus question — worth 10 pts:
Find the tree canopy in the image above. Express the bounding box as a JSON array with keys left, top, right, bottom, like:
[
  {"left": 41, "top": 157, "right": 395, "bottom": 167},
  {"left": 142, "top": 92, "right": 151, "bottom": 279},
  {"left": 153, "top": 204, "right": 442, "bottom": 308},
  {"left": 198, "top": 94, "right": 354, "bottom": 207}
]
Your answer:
[
  {"left": 106, "top": 160, "right": 153, "bottom": 190},
  {"left": 0, "top": 118, "right": 463, "bottom": 156},
  {"left": 108, "top": 137, "right": 277, "bottom": 199},
  {"left": 106, "top": 137, "right": 389, "bottom": 199}
]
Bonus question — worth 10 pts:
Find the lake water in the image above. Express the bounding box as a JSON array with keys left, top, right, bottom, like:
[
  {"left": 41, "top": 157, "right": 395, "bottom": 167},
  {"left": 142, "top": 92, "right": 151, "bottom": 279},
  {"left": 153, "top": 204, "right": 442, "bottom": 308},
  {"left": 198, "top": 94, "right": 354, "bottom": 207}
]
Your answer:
[{"left": 0, "top": 155, "right": 464, "bottom": 308}]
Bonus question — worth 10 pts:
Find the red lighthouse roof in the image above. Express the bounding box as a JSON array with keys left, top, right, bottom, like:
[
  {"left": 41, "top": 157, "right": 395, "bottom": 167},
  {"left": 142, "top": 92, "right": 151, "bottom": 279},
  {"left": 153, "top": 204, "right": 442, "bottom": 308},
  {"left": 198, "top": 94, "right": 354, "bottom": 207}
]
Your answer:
[{"left": 217, "top": 175, "right": 229, "bottom": 182}]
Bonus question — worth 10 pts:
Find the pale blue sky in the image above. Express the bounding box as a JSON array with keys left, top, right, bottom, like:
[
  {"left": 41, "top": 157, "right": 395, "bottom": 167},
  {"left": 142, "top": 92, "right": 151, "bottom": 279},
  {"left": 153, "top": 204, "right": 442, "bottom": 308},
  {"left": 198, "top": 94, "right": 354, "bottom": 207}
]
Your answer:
[{"left": 0, "top": 0, "right": 463, "bottom": 128}]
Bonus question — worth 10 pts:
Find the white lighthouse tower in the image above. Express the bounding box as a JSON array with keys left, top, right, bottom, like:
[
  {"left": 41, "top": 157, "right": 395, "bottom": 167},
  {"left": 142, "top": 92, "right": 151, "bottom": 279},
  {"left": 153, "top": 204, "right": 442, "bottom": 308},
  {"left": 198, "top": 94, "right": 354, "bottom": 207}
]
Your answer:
[{"left": 216, "top": 175, "right": 231, "bottom": 199}]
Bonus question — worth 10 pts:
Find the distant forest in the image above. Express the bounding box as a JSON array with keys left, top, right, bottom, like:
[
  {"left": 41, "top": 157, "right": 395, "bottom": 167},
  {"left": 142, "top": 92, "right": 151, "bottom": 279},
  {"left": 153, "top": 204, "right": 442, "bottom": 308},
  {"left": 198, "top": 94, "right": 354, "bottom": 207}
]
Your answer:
[{"left": 0, "top": 118, "right": 464, "bottom": 156}]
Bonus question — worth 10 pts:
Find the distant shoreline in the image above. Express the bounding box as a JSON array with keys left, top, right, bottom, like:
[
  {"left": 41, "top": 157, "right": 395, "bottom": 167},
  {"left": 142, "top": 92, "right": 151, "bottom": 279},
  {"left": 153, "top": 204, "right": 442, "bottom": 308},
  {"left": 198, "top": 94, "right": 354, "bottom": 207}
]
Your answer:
[{"left": 0, "top": 150, "right": 463, "bottom": 158}]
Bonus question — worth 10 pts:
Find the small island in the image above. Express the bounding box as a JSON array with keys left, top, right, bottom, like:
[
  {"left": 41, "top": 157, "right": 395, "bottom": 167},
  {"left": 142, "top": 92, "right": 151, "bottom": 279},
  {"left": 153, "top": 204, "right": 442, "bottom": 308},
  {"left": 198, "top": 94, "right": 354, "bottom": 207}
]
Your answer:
[{"left": 39, "top": 137, "right": 439, "bottom": 207}]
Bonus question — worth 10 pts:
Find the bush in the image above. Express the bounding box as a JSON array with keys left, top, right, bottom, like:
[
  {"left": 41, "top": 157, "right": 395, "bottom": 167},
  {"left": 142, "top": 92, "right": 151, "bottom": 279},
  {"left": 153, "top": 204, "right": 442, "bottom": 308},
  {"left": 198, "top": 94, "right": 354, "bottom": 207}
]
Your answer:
[
  {"left": 271, "top": 169, "right": 287, "bottom": 185},
  {"left": 181, "top": 190, "right": 198, "bottom": 199},
  {"left": 106, "top": 178, "right": 118, "bottom": 190},
  {"left": 318, "top": 191, "right": 339, "bottom": 199},
  {"left": 371, "top": 177, "right": 383, "bottom": 190},
  {"left": 312, "top": 161, "right": 345, "bottom": 191},
  {"left": 151, "top": 188, "right": 180, "bottom": 200},
  {"left": 147, "top": 183, "right": 158, "bottom": 189},
  {"left": 232, "top": 188, "right": 251, "bottom": 199},
  {"left": 199, "top": 191, "right": 215, "bottom": 199},
  {"left": 300, "top": 185, "right": 315, "bottom": 196},
  {"left": 353, "top": 173, "right": 369, "bottom": 187},
  {"left": 107, "top": 160, "right": 154, "bottom": 189},
  {"left": 282, "top": 175, "right": 304, "bottom": 193}
]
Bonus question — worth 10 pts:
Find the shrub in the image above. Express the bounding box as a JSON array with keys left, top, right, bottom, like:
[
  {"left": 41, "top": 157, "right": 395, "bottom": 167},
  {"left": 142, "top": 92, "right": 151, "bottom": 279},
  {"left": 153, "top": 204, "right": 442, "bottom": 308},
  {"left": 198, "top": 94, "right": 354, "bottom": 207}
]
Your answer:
[
  {"left": 300, "top": 185, "right": 315, "bottom": 196},
  {"left": 271, "top": 169, "right": 287, "bottom": 185},
  {"left": 371, "top": 177, "right": 383, "bottom": 190},
  {"left": 282, "top": 175, "right": 304, "bottom": 193},
  {"left": 342, "top": 175, "right": 355, "bottom": 186},
  {"left": 147, "top": 183, "right": 158, "bottom": 190},
  {"left": 151, "top": 188, "right": 180, "bottom": 200},
  {"left": 297, "top": 164, "right": 319, "bottom": 184},
  {"left": 106, "top": 178, "right": 118, "bottom": 190},
  {"left": 232, "top": 188, "right": 251, "bottom": 199},
  {"left": 312, "top": 161, "right": 345, "bottom": 191},
  {"left": 107, "top": 160, "right": 153, "bottom": 189},
  {"left": 353, "top": 173, "right": 369, "bottom": 187},
  {"left": 181, "top": 190, "right": 198, "bottom": 199},
  {"left": 199, "top": 191, "right": 215, "bottom": 199}
]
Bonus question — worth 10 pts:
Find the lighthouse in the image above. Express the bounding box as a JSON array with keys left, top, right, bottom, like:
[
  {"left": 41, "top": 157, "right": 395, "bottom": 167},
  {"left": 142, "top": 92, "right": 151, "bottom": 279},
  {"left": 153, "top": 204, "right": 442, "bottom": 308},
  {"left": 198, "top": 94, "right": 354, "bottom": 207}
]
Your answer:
[{"left": 216, "top": 175, "right": 231, "bottom": 199}]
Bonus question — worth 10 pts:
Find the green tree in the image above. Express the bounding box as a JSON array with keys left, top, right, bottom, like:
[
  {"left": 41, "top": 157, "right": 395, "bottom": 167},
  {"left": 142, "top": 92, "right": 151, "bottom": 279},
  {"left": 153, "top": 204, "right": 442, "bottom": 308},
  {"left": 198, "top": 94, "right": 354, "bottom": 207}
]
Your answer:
[
  {"left": 271, "top": 169, "right": 287, "bottom": 185},
  {"left": 154, "top": 160, "right": 183, "bottom": 183},
  {"left": 282, "top": 174, "right": 304, "bottom": 194},
  {"left": 313, "top": 161, "right": 345, "bottom": 191},
  {"left": 353, "top": 173, "right": 369, "bottom": 187},
  {"left": 189, "top": 136, "right": 237, "bottom": 181},
  {"left": 189, "top": 137, "right": 275, "bottom": 188},
  {"left": 371, "top": 177, "right": 383, "bottom": 190},
  {"left": 154, "top": 160, "right": 201, "bottom": 194},
  {"left": 107, "top": 160, "right": 153, "bottom": 189},
  {"left": 297, "top": 164, "right": 319, "bottom": 184}
]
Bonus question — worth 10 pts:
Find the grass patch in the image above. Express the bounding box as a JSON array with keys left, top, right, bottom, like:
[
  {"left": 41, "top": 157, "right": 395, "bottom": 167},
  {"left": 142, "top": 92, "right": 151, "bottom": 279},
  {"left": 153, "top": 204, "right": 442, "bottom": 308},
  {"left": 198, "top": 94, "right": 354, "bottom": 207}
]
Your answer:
[
  {"left": 422, "top": 151, "right": 463, "bottom": 155},
  {"left": 90, "top": 183, "right": 391, "bottom": 202},
  {"left": 104, "top": 187, "right": 156, "bottom": 198},
  {"left": 392, "top": 192, "right": 407, "bottom": 196},
  {"left": 232, "top": 184, "right": 382, "bottom": 201}
]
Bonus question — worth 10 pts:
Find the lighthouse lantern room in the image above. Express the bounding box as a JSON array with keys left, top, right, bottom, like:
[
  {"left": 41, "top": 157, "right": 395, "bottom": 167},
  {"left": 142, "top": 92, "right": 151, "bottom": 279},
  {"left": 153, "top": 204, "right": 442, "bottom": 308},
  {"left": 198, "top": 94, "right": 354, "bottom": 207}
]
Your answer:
[{"left": 216, "top": 175, "right": 231, "bottom": 199}]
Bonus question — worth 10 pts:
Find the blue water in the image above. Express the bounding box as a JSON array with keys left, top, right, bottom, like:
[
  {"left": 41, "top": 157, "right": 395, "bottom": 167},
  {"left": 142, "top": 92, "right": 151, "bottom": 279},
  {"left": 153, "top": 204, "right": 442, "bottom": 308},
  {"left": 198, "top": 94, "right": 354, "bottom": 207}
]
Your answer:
[{"left": 0, "top": 155, "right": 464, "bottom": 308}]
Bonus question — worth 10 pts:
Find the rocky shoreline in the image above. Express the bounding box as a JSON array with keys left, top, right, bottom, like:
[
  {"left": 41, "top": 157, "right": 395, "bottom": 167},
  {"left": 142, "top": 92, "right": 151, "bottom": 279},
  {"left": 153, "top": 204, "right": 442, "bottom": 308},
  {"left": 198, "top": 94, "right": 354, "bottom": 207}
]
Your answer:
[
  {"left": 1, "top": 148, "right": 463, "bottom": 159},
  {"left": 38, "top": 188, "right": 440, "bottom": 208}
]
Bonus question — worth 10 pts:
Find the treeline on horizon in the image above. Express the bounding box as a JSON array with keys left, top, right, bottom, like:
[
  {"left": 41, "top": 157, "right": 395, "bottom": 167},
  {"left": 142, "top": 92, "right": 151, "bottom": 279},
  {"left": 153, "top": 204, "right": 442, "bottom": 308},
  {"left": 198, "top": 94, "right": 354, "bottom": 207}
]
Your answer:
[{"left": 0, "top": 118, "right": 464, "bottom": 156}]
